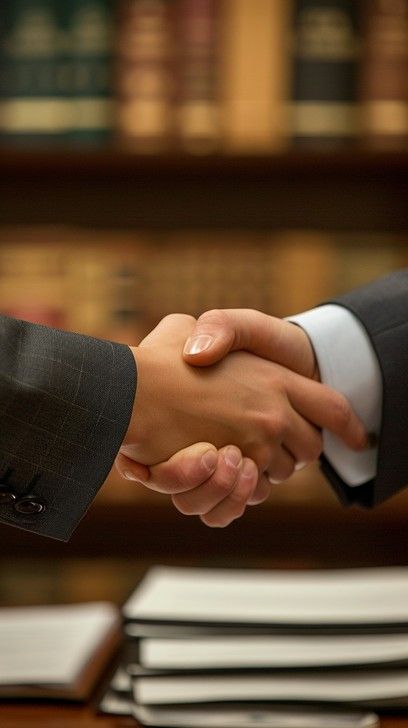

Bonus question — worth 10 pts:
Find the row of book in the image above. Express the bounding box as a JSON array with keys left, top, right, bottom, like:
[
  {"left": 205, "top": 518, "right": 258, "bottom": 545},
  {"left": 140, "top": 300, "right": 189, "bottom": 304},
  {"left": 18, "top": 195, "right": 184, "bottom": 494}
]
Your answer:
[
  {"left": 0, "top": 1, "right": 407, "bottom": 150},
  {"left": 99, "top": 565, "right": 408, "bottom": 725},
  {"left": 0, "top": 225, "right": 405, "bottom": 346}
]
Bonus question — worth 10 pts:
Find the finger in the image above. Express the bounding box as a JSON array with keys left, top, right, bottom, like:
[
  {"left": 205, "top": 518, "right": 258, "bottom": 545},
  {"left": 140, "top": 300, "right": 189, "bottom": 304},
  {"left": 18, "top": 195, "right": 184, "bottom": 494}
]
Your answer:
[
  {"left": 247, "top": 473, "right": 271, "bottom": 505},
  {"left": 200, "top": 457, "right": 258, "bottom": 528},
  {"left": 183, "top": 309, "right": 316, "bottom": 378},
  {"left": 265, "top": 446, "right": 297, "bottom": 484},
  {"left": 117, "top": 443, "right": 219, "bottom": 494},
  {"left": 172, "top": 445, "right": 243, "bottom": 515},
  {"left": 283, "top": 407, "right": 323, "bottom": 466},
  {"left": 287, "top": 370, "right": 367, "bottom": 451},
  {"left": 115, "top": 453, "right": 150, "bottom": 483},
  {"left": 141, "top": 313, "right": 196, "bottom": 348}
]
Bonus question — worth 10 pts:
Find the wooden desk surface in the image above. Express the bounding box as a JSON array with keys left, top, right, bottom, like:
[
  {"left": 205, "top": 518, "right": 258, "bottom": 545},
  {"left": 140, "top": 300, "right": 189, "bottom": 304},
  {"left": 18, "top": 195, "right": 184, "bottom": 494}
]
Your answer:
[
  {"left": 0, "top": 701, "right": 133, "bottom": 727},
  {"left": 2, "top": 556, "right": 408, "bottom": 728},
  {"left": 0, "top": 703, "right": 407, "bottom": 728}
]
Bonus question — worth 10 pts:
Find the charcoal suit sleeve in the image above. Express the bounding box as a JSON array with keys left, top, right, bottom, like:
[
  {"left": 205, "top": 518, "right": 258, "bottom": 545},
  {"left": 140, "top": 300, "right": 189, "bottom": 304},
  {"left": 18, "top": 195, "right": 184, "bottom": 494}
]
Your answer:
[
  {"left": 0, "top": 316, "right": 136, "bottom": 541},
  {"left": 322, "top": 269, "right": 408, "bottom": 508}
]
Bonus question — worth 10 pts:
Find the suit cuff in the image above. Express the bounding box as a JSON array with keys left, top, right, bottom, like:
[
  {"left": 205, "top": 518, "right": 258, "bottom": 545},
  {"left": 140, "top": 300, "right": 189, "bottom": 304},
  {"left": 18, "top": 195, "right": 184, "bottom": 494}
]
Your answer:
[{"left": 288, "top": 305, "right": 381, "bottom": 486}]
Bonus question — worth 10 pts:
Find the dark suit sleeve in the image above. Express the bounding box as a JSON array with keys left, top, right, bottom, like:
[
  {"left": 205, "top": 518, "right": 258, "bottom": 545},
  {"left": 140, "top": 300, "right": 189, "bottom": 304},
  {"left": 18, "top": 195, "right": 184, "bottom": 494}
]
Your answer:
[
  {"left": 323, "top": 269, "right": 408, "bottom": 508},
  {"left": 0, "top": 316, "right": 136, "bottom": 541}
]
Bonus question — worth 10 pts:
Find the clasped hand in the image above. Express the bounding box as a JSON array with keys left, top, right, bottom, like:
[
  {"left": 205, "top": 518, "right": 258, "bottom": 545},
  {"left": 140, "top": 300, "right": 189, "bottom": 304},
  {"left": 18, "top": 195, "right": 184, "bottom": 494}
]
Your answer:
[{"left": 116, "top": 310, "right": 367, "bottom": 527}]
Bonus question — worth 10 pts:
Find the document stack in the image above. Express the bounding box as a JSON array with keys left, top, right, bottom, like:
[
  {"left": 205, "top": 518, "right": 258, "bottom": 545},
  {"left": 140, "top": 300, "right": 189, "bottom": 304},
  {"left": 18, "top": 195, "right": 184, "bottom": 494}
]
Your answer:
[{"left": 99, "top": 565, "right": 408, "bottom": 727}]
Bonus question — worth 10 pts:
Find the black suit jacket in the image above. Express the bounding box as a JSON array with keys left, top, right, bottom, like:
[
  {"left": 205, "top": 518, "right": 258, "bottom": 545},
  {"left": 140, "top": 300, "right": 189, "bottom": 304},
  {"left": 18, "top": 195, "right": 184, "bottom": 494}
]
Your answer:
[
  {"left": 320, "top": 270, "right": 408, "bottom": 509},
  {"left": 0, "top": 316, "right": 136, "bottom": 541}
]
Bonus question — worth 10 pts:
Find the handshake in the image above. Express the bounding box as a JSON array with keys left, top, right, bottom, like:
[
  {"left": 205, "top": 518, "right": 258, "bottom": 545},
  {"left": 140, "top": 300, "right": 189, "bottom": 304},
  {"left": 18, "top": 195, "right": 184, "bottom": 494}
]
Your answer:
[{"left": 116, "top": 309, "right": 367, "bottom": 527}]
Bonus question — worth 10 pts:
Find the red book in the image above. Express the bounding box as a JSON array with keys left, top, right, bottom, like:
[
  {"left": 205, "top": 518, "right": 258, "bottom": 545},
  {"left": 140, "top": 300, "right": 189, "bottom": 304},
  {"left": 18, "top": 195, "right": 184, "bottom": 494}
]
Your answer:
[
  {"left": 174, "top": 0, "right": 220, "bottom": 152},
  {"left": 116, "top": 0, "right": 173, "bottom": 150},
  {"left": 359, "top": 0, "right": 408, "bottom": 148}
]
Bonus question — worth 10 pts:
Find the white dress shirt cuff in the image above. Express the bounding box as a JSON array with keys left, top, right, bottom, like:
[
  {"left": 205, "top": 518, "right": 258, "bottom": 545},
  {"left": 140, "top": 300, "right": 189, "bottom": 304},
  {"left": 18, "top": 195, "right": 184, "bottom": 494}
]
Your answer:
[{"left": 288, "top": 305, "right": 382, "bottom": 486}]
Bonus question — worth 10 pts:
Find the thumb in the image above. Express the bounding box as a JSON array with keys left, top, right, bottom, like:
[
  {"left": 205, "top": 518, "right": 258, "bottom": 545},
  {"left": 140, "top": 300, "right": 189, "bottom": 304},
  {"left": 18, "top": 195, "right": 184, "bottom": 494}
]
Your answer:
[
  {"left": 116, "top": 443, "right": 219, "bottom": 494},
  {"left": 183, "top": 309, "right": 317, "bottom": 379}
]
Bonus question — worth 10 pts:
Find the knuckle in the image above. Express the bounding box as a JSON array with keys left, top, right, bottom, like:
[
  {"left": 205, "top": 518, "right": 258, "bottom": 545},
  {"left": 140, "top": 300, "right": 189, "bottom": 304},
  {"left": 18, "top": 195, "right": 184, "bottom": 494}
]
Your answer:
[
  {"left": 198, "top": 308, "right": 230, "bottom": 328},
  {"left": 172, "top": 494, "right": 198, "bottom": 516},
  {"left": 265, "top": 412, "right": 287, "bottom": 439},
  {"left": 163, "top": 313, "right": 196, "bottom": 327},
  {"left": 213, "top": 470, "right": 237, "bottom": 496}
]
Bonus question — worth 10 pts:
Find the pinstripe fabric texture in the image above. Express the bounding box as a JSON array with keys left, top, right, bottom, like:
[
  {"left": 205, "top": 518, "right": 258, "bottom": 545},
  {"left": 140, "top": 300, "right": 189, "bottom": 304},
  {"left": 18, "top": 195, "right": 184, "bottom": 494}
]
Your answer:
[{"left": 0, "top": 316, "right": 136, "bottom": 541}]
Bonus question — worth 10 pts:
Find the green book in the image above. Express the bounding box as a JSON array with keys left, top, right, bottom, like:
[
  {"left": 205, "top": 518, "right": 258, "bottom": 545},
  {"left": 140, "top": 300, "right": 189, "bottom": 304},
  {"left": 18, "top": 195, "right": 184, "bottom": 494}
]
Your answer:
[
  {"left": 68, "top": 0, "right": 115, "bottom": 143},
  {"left": 0, "top": 0, "right": 71, "bottom": 144}
]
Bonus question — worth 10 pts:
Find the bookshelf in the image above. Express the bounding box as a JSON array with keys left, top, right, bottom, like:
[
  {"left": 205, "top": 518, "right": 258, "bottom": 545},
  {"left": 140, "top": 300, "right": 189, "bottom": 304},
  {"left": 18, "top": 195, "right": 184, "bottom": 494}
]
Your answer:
[
  {"left": 1, "top": 149, "right": 408, "bottom": 231},
  {"left": 1, "top": 0, "right": 408, "bottom": 558}
]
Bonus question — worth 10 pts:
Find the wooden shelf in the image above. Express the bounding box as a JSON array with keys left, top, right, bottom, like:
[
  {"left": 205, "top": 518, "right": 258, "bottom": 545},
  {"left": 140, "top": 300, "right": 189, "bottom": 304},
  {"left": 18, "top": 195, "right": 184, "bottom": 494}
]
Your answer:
[{"left": 1, "top": 149, "right": 408, "bottom": 231}]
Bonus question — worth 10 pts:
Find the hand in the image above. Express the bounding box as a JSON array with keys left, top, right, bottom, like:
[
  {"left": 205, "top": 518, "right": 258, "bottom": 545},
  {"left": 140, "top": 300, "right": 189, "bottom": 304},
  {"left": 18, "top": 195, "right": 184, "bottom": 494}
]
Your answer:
[
  {"left": 115, "top": 443, "right": 271, "bottom": 527},
  {"left": 183, "top": 308, "right": 319, "bottom": 379},
  {"left": 120, "top": 312, "right": 366, "bottom": 476},
  {"left": 116, "top": 312, "right": 365, "bottom": 479}
]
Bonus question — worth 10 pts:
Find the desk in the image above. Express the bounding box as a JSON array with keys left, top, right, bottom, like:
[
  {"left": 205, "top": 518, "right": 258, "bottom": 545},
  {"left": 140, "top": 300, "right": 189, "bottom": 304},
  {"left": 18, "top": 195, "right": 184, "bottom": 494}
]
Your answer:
[
  {"left": 0, "top": 704, "right": 407, "bottom": 728},
  {"left": 0, "top": 702, "right": 134, "bottom": 727}
]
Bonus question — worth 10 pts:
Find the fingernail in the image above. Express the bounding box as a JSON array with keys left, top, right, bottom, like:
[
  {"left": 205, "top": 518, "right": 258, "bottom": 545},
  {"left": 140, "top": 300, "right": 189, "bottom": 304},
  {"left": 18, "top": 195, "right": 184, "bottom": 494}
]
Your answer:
[
  {"left": 242, "top": 460, "right": 255, "bottom": 478},
  {"left": 224, "top": 447, "right": 242, "bottom": 468},
  {"left": 124, "top": 470, "right": 139, "bottom": 481},
  {"left": 294, "top": 461, "right": 307, "bottom": 471},
  {"left": 183, "top": 335, "right": 214, "bottom": 355},
  {"left": 201, "top": 449, "right": 218, "bottom": 472},
  {"left": 366, "top": 432, "right": 378, "bottom": 449},
  {"left": 267, "top": 475, "right": 282, "bottom": 485}
]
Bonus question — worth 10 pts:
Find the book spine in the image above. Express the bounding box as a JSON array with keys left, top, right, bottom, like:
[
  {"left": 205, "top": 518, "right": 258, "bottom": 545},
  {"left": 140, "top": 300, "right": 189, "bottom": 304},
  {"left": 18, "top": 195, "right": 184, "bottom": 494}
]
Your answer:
[
  {"left": 290, "top": 0, "right": 359, "bottom": 146},
  {"left": 68, "top": 0, "right": 115, "bottom": 143},
  {"left": 221, "top": 0, "right": 290, "bottom": 152},
  {"left": 359, "top": 0, "right": 408, "bottom": 148},
  {"left": 174, "top": 0, "right": 220, "bottom": 153},
  {"left": 116, "top": 0, "right": 173, "bottom": 151},
  {"left": 0, "top": 0, "right": 71, "bottom": 143}
]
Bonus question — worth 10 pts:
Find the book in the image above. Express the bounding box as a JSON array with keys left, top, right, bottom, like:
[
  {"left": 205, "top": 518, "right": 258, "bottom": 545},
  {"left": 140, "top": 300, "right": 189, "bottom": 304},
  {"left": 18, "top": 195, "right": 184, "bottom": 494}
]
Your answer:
[
  {"left": 131, "top": 669, "right": 408, "bottom": 707},
  {"left": 220, "top": 0, "right": 290, "bottom": 152},
  {"left": 116, "top": 0, "right": 173, "bottom": 150},
  {"left": 131, "top": 704, "right": 379, "bottom": 728},
  {"left": 0, "top": 0, "right": 71, "bottom": 143},
  {"left": 100, "top": 667, "right": 380, "bottom": 727},
  {"left": 69, "top": 0, "right": 115, "bottom": 143},
  {"left": 0, "top": 601, "right": 120, "bottom": 700},
  {"left": 174, "top": 0, "right": 220, "bottom": 153},
  {"left": 123, "top": 565, "right": 408, "bottom": 629},
  {"left": 133, "top": 632, "right": 408, "bottom": 672},
  {"left": 99, "top": 673, "right": 379, "bottom": 728},
  {"left": 290, "top": 0, "right": 359, "bottom": 146},
  {"left": 359, "top": 0, "right": 408, "bottom": 148}
]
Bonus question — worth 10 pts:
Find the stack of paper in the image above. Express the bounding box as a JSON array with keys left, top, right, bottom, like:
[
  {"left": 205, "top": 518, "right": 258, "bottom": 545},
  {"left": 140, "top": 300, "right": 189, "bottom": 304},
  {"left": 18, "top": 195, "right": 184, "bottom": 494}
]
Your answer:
[
  {"left": 0, "top": 601, "right": 120, "bottom": 700},
  {"left": 99, "top": 565, "right": 408, "bottom": 726}
]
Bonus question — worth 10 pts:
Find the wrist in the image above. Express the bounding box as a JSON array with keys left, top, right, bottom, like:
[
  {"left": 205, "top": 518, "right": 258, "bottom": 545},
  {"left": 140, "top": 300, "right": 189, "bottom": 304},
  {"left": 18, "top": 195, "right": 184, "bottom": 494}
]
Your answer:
[{"left": 122, "top": 345, "right": 157, "bottom": 455}]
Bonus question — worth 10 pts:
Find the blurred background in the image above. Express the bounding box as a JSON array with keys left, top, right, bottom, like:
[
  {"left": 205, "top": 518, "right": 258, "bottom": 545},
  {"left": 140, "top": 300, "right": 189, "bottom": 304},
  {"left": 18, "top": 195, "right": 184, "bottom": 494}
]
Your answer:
[{"left": 0, "top": 0, "right": 408, "bottom": 608}]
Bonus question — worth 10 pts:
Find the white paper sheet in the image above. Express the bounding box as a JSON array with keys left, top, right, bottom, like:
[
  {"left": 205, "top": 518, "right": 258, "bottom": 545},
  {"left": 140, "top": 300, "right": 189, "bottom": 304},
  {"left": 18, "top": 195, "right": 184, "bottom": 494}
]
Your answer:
[
  {"left": 140, "top": 633, "right": 408, "bottom": 669},
  {"left": 123, "top": 566, "right": 408, "bottom": 626},
  {"left": 0, "top": 601, "right": 119, "bottom": 686}
]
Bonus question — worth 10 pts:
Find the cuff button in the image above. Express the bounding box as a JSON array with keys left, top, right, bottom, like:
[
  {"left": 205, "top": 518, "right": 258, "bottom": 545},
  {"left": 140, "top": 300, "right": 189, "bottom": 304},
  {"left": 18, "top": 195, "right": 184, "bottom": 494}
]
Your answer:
[
  {"left": 0, "top": 487, "right": 16, "bottom": 504},
  {"left": 14, "top": 497, "right": 45, "bottom": 515}
]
